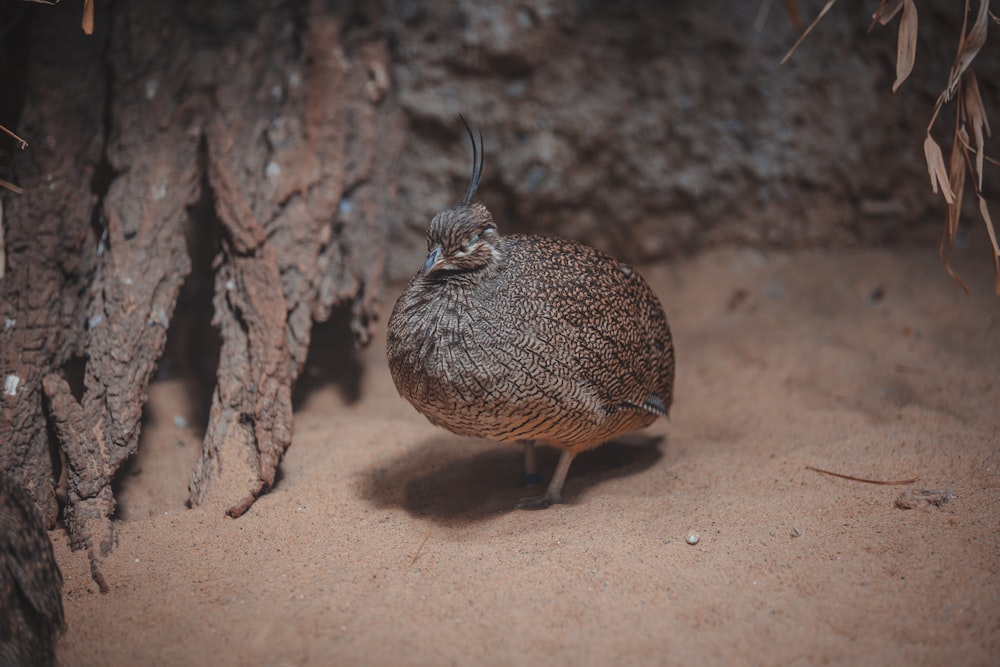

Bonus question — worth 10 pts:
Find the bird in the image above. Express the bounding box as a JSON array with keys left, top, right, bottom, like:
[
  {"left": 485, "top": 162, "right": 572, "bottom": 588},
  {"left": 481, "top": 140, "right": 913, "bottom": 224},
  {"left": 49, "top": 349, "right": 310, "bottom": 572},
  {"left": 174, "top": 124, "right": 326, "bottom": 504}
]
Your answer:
[
  {"left": 386, "top": 120, "right": 675, "bottom": 509},
  {"left": 0, "top": 475, "right": 65, "bottom": 667}
]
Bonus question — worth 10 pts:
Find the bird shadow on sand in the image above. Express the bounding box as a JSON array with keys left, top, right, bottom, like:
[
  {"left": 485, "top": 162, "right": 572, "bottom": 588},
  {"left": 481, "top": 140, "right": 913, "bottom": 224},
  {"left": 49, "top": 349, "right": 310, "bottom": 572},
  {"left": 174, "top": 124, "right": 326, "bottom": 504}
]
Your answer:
[{"left": 358, "top": 433, "right": 664, "bottom": 523}]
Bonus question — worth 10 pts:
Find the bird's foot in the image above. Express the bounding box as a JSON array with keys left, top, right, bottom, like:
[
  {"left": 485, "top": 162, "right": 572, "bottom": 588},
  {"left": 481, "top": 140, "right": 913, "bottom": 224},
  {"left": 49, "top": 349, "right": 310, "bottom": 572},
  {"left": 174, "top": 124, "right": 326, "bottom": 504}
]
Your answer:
[
  {"left": 515, "top": 489, "right": 562, "bottom": 510},
  {"left": 516, "top": 450, "right": 574, "bottom": 510}
]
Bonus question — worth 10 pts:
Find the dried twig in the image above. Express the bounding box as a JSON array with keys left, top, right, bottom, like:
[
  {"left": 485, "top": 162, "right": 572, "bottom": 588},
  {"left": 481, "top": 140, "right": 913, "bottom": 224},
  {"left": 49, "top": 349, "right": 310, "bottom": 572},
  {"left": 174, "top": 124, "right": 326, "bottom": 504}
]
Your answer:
[
  {"left": 0, "top": 123, "right": 26, "bottom": 195},
  {"left": 806, "top": 465, "right": 918, "bottom": 486},
  {"left": 0, "top": 123, "right": 27, "bottom": 150},
  {"left": 409, "top": 528, "right": 432, "bottom": 567},
  {"left": 0, "top": 179, "right": 24, "bottom": 195},
  {"left": 780, "top": 0, "right": 838, "bottom": 65}
]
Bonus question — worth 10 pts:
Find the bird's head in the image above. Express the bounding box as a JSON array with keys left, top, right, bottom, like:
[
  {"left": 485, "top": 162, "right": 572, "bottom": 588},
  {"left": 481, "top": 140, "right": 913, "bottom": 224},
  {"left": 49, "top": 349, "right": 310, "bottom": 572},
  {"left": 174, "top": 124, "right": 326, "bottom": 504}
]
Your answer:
[
  {"left": 420, "top": 118, "right": 501, "bottom": 277},
  {"left": 423, "top": 202, "right": 500, "bottom": 275}
]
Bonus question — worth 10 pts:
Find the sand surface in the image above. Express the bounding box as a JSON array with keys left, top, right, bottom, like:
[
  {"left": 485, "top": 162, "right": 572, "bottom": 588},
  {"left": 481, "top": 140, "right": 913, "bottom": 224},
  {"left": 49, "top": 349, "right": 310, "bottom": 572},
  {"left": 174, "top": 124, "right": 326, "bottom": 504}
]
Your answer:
[{"left": 52, "top": 243, "right": 999, "bottom": 666}]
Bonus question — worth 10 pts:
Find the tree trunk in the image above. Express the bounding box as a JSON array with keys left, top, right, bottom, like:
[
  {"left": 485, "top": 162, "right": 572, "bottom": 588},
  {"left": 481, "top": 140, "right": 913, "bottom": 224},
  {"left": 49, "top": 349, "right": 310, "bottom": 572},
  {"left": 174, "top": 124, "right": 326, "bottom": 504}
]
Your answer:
[
  {"left": 40, "top": 0, "right": 200, "bottom": 590},
  {"left": 187, "top": 0, "right": 400, "bottom": 516},
  {"left": 0, "top": 3, "right": 105, "bottom": 529},
  {"left": 1, "top": 0, "right": 399, "bottom": 587}
]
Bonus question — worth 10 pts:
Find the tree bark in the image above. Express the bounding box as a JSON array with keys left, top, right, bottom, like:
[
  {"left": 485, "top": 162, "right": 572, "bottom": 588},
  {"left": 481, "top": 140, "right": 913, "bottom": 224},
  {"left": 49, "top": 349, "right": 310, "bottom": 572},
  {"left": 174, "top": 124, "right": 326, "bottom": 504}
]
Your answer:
[
  {"left": 0, "top": 3, "right": 105, "bottom": 529},
  {"left": 39, "top": 0, "right": 200, "bottom": 588},
  {"left": 1, "top": 0, "right": 400, "bottom": 587},
  {"left": 188, "top": 0, "right": 400, "bottom": 517}
]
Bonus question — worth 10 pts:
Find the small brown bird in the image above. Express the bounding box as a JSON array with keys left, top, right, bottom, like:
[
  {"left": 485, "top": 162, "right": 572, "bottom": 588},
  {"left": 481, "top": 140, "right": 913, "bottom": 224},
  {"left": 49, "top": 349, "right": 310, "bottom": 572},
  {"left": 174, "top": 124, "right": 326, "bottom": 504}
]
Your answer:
[
  {"left": 0, "top": 476, "right": 65, "bottom": 667},
  {"left": 387, "top": 121, "right": 675, "bottom": 508}
]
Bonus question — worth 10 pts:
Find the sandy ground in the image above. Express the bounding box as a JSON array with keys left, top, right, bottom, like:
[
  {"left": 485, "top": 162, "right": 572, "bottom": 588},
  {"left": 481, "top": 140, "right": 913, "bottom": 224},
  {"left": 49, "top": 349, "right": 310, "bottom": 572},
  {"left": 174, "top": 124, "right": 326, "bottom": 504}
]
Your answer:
[{"left": 51, "top": 241, "right": 999, "bottom": 666}]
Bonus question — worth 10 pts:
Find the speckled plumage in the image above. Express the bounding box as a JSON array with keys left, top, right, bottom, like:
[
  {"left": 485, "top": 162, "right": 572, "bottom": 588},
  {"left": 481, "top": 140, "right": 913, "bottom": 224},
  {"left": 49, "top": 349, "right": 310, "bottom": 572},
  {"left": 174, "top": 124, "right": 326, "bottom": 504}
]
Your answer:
[
  {"left": 386, "top": 126, "right": 674, "bottom": 508},
  {"left": 0, "top": 476, "right": 65, "bottom": 667}
]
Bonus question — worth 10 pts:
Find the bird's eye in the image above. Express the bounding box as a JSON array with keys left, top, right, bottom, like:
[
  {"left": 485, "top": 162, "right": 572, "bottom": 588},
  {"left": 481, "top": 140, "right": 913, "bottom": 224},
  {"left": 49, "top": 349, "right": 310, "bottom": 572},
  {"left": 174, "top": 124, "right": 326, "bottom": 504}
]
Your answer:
[{"left": 459, "top": 233, "right": 480, "bottom": 255}]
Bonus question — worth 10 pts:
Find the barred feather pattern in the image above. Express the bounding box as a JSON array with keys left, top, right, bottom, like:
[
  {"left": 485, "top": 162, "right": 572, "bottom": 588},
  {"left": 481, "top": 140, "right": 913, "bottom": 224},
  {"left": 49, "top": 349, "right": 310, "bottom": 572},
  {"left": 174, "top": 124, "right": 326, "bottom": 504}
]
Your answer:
[
  {"left": 0, "top": 476, "right": 65, "bottom": 667},
  {"left": 387, "top": 202, "right": 674, "bottom": 456}
]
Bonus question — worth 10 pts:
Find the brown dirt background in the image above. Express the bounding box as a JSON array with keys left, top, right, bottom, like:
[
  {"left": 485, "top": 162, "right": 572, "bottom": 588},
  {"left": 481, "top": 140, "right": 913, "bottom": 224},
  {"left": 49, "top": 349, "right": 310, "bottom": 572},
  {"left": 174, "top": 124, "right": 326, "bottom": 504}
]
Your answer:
[{"left": 51, "top": 237, "right": 999, "bottom": 665}]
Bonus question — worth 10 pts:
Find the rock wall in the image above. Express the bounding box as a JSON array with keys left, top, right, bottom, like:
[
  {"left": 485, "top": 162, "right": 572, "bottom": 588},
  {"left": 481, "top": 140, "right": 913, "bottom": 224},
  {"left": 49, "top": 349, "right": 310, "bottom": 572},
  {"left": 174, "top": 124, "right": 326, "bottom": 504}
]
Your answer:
[{"left": 383, "top": 0, "right": 993, "bottom": 280}]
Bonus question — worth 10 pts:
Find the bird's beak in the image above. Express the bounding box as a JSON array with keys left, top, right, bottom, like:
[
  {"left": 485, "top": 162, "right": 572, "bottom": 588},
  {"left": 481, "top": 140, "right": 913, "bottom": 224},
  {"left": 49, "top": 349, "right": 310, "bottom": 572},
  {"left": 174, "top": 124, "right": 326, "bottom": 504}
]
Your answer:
[{"left": 422, "top": 246, "right": 443, "bottom": 274}]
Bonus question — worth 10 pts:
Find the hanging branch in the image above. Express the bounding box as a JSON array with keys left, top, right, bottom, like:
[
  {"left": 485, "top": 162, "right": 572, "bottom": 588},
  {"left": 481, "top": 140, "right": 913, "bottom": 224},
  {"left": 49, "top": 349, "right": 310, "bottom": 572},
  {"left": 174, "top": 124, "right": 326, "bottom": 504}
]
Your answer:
[{"left": 780, "top": 0, "right": 998, "bottom": 294}]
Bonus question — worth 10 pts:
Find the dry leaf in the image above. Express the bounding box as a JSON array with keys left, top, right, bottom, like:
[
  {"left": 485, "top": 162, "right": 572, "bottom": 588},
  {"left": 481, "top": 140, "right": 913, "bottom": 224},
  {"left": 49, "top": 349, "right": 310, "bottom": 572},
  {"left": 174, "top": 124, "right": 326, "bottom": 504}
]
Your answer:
[
  {"left": 781, "top": 0, "right": 838, "bottom": 65},
  {"left": 939, "top": 226, "right": 971, "bottom": 293},
  {"left": 944, "top": 0, "right": 989, "bottom": 101},
  {"left": 947, "top": 128, "right": 967, "bottom": 241},
  {"left": 924, "top": 134, "right": 956, "bottom": 204},
  {"left": 82, "top": 0, "right": 94, "bottom": 35},
  {"left": 872, "top": 0, "right": 905, "bottom": 26},
  {"left": 965, "top": 70, "right": 993, "bottom": 139},
  {"left": 892, "top": 0, "right": 918, "bottom": 92},
  {"left": 978, "top": 195, "right": 1000, "bottom": 295},
  {"left": 963, "top": 70, "right": 991, "bottom": 190}
]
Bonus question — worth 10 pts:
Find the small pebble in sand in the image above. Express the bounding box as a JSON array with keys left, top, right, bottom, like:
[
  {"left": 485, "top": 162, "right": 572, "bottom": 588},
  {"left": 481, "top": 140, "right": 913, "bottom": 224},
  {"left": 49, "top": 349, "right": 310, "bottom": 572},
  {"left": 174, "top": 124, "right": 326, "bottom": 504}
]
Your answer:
[{"left": 686, "top": 534, "right": 699, "bottom": 545}]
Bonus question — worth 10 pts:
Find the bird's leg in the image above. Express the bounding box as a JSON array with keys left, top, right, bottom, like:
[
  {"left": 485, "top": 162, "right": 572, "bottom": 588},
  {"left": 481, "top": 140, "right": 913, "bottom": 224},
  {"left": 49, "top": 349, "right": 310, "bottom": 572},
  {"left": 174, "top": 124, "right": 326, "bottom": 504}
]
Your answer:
[
  {"left": 516, "top": 449, "right": 576, "bottom": 510},
  {"left": 521, "top": 441, "right": 542, "bottom": 486}
]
